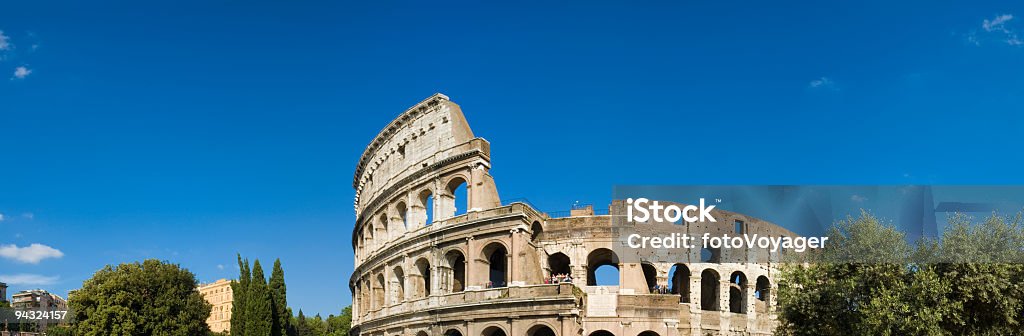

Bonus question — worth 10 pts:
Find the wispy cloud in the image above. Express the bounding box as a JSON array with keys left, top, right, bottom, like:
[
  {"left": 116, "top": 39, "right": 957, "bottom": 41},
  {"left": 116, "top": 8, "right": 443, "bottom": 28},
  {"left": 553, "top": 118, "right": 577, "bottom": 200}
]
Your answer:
[
  {"left": 809, "top": 77, "right": 838, "bottom": 90},
  {"left": 0, "top": 274, "right": 60, "bottom": 286},
  {"left": 0, "top": 30, "right": 10, "bottom": 51},
  {"left": 0, "top": 243, "right": 64, "bottom": 264},
  {"left": 0, "top": 213, "right": 5, "bottom": 222},
  {"left": 969, "top": 14, "right": 1022, "bottom": 46},
  {"left": 22, "top": 212, "right": 34, "bottom": 220},
  {"left": 12, "top": 66, "right": 31, "bottom": 79},
  {"left": 217, "top": 264, "right": 225, "bottom": 270},
  {"left": 850, "top": 195, "right": 868, "bottom": 202}
]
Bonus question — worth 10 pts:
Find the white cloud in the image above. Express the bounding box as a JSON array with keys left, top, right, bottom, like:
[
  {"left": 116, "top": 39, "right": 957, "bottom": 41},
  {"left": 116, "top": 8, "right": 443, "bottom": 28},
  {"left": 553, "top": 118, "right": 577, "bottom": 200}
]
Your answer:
[
  {"left": 983, "top": 14, "right": 1014, "bottom": 32},
  {"left": 850, "top": 195, "right": 868, "bottom": 202},
  {"left": 12, "top": 66, "right": 31, "bottom": 79},
  {"left": 972, "top": 14, "right": 1022, "bottom": 46},
  {"left": 22, "top": 212, "right": 34, "bottom": 220},
  {"left": 0, "top": 243, "right": 64, "bottom": 264},
  {"left": 0, "top": 213, "right": 5, "bottom": 222},
  {"left": 217, "top": 264, "right": 225, "bottom": 270},
  {"left": 809, "top": 77, "right": 837, "bottom": 90},
  {"left": 0, "top": 274, "right": 59, "bottom": 286},
  {"left": 0, "top": 30, "right": 9, "bottom": 51}
]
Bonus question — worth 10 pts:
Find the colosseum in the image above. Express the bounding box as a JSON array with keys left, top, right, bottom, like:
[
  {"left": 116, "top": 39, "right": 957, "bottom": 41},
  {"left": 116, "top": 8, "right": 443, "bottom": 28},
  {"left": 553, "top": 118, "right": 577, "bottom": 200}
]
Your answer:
[{"left": 349, "top": 94, "right": 796, "bottom": 336}]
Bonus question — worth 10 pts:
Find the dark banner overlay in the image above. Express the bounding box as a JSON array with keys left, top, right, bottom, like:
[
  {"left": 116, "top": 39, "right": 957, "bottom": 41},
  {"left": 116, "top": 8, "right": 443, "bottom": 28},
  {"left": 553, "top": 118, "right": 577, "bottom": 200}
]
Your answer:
[{"left": 608, "top": 186, "right": 1024, "bottom": 264}]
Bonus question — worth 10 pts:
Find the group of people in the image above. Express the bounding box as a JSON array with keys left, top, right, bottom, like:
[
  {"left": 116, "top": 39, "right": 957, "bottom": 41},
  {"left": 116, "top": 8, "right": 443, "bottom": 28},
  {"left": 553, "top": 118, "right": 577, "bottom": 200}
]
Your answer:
[
  {"left": 544, "top": 273, "right": 573, "bottom": 284},
  {"left": 650, "top": 284, "right": 671, "bottom": 294}
]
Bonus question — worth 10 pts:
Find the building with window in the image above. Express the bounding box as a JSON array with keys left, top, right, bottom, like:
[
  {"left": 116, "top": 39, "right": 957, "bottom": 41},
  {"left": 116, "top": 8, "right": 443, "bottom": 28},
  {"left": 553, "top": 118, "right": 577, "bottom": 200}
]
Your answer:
[
  {"left": 348, "top": 94, "right": 797, "bottom": 336},
  {"left": 198, "top": 279, "right": 234, "bottom": 333}
]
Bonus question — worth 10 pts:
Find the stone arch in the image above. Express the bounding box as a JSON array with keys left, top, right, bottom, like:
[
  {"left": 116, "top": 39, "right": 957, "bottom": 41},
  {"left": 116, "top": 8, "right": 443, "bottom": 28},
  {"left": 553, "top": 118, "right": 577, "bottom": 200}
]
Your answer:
[
  {"left": 374, "top": 273, "right": 386, "bottom": 309},
  {"left": 670, "top": 263, "right": 690, "bottom": 302},
  {"left": 441, "top": 175, "right": 469, "bottom": 219},
  {"left": 417, "top": 188, "right": 434, "bottom": 226},
  {"left": 701, "top": 268, "right": 720, "bottom": 311},
  {"left": 444, "top": 328, "right": 465, "bottom": 336},
  {"left": 378, "top": 213, "right": 390, "bottom": 244},
  {"left": 360, "top": 279, "right": 370, "bottom": 315},
  {"left": 755, "top": 275, "right": 771, "bottom": 313},
  {"left": 637, "top": 332, "right": 660, "bottom": 336},
  {"left": 527, "top": 323, "right": 558, "bottom": 336},
  {"left": 365, "top": 223, "right": 375, "bottom": 251},
  {"left": 395, "top": 201, "right": 409, "bottom": 229},
  {"left": 729, "top": 271, "right": 748, "bottom": 313},
  {"left": 481, "top": 241, "right": 509, "bottom": 288},
  {"left": 416, "top": 332, "right": 429, "bottom": 336},
  {"left": 480, "top": 325, "right": 508, "bottom": 336},
  {"left": 445, "top": 249, "right": 467, "bottom": 292},
  {"left": 547, "top": 252, "right": 571, "bottom": 278},
  {"left": 530, "top": 221, "right": 544, "bottom": 242},
  {"left": 391, "top": 266, "right": 405, "bottom": 303},
  {"left": 588, "top": 331, "right": 616, "bottom": 336},
  {"left": 413, "top": 258, "right": 431, "bottom": 298},
  {"left": 641, "top": 262, "right": 658, "bottom": 293},
  {"left": 586, "top": 248, "right": 620, "bottom": 286}
]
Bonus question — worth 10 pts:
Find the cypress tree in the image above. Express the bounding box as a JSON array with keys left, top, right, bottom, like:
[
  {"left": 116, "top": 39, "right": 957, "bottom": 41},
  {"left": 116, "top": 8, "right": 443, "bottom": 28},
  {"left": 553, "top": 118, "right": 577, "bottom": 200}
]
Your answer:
[
  {"left": 245, "top": 259, "right": 274, "bottom": 336},
  {"left": 269, "top": 258, "right": 291, "bottom": 336},
  {"left": 230, "top": 254, "right": 251, "bottom": 336}
]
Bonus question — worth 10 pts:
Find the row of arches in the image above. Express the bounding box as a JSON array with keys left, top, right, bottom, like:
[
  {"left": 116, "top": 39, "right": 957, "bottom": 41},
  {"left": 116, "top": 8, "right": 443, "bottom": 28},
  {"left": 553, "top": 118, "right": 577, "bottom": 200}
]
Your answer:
[
  {"left": 357, "top": 176, "right": 469, "bottom": 260},
  {"left": 354, "top": 242, "right": 510, "bottom": 316},
  {"left": 570, "top": 248, "right": 774, "bottom": 314}
]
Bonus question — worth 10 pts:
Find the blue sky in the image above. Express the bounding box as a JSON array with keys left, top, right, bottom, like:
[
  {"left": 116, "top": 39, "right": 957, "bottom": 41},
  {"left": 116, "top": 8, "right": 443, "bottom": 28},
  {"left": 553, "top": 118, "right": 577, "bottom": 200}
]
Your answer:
[{"left": 2, "top": 0, "right": 1024, "bottom": 316}]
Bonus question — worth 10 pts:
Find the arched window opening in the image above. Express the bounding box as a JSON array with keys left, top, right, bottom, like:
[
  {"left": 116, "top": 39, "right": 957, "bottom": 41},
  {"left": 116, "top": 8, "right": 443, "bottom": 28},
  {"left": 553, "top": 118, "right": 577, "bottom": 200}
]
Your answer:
[
  {"left": 374, "top": 273, "right": 386, "bottom": 309},
  {"left": 446, "top": 177, "right": 468, "bottom": 218},
  {"left": 396, "top": 201, "right": 408, "bottom": 229},
  {"left": 586, "top": 248, "right": 620, "bottom": 286},
  {"left": 641, "top": 263, "right": 659, "bottom": 294},
  {"left": 392, "top": 266, "right": 405, "bottom": 304},
  {"left": 418, "top": 189, "right": 434, "bottom": 226},
  {"left": 482, "top": 326, "right": 507, "bottom": 336},
  {"left": 729, "top": 271, "right": 748, "bottom": 314},
  {"left": 547, "top": 252, "right": 571, "bottom": 280},
  {"left": 638, "top": 332, "right": 661, "bottom": 336},
  {"left": 379, "top": 213, "right": 390, "bottom": 243},
  {"left": 528, "top": 325, "right": 557, "bottom": 336},
  {"left": 365, "top": 224, "right": 375, "bottom": 251},
  {"left": 669, "top": 264, "right": 690, "bottom": 302},
  {"left": 701, "top": 269, "right": 720, "bottom": 311},
  {"left": 482, "top": 243, "right": 508, "bottom": 288},
  {"left": 700, "top": 247, "right": 720, "bottom": 263},
  {"left": 445, "top": 330, "right": 464, "bottom": 336},
  {"left": 755, "top": 275, "right": 771, "bottom": 313},
  {"left": 414, "top": 258, "right": 431, "bottom": 298},
  {"left": 530, "top": 221, "right": 544, "bottom": 242},
  {"left": 446, "top": 250, "right": 466, "bottom": 292},
  {"left": 588, "top": 331, "right": 616, "bottom": 336}
]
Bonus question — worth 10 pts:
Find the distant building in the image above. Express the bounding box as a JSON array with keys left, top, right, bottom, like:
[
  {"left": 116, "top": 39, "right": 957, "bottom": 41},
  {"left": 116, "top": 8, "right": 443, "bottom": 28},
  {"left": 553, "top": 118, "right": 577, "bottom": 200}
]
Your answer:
[
  {"left": 10, "top": 289, "right": 67, "bottom": 311},
  {"left": 10, "top": 289, "right": 68, "bottom": 332},
  {"left": 198, "top": 279, "right": 234, "bottom": 333}
]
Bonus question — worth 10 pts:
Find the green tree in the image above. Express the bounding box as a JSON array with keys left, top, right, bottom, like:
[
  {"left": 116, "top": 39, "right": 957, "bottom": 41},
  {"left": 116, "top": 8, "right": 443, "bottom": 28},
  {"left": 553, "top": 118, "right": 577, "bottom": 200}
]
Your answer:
[
  {"left": 230, "top": 254, "right": 251, "bottom": 336},
  {"left": 776, "top": 211, "right": 1024, "bottom": 336},
  {"left": 293, "top": 310, "right": 312, "bottom": 336},
  {"left": 270, "top": 258, "right": 291, "bottom": 336},
  {"left": 68, "top": 259, "right": 211, "bottom": 336},
  {"left": 325, "top": 306, "right": 352, "bottom": 336},
  {"left": 245, "top": 259, "right": 273, "bottom": 336}
]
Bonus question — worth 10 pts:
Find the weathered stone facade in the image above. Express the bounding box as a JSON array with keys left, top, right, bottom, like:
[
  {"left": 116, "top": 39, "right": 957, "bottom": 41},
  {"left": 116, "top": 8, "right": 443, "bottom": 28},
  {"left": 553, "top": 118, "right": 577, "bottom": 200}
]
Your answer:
[{"left": 350, "top": 94, "right": 788, "bottom": 336}]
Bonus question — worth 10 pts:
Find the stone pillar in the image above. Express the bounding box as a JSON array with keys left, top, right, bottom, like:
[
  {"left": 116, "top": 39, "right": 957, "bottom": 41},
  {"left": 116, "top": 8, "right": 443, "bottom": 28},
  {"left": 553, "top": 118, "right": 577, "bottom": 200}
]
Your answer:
[
  {"left": 688, "top": 275, "right": 701, "bottom": 310},
  {"left": 719, "top": 279, "right": 730, "bottom": 312}
]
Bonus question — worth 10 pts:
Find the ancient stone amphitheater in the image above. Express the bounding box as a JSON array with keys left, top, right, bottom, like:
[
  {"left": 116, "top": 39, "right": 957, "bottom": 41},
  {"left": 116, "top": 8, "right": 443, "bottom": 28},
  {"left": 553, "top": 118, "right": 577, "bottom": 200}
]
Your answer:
[{"left": 349, "top": 94, "right": 789, "bottom": 336}]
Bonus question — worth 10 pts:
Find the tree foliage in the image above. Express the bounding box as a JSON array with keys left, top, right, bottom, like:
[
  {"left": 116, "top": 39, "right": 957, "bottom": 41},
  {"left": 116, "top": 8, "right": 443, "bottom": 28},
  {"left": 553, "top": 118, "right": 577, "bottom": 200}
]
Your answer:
[
  {"left": 244, "top": 259, "right": 274, "bottom": 336},
  {"left": 776, "top": 211, "right": 1024, "bottom": 336},
  {"left": 68, "top": 259, "right": 211, "bottom": 336},
  {"left": 230, "top": 254, "right": 250, "bottom": 336},
  {"left": 270, "top": 258, "right": 291, "bottom": 336}
]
